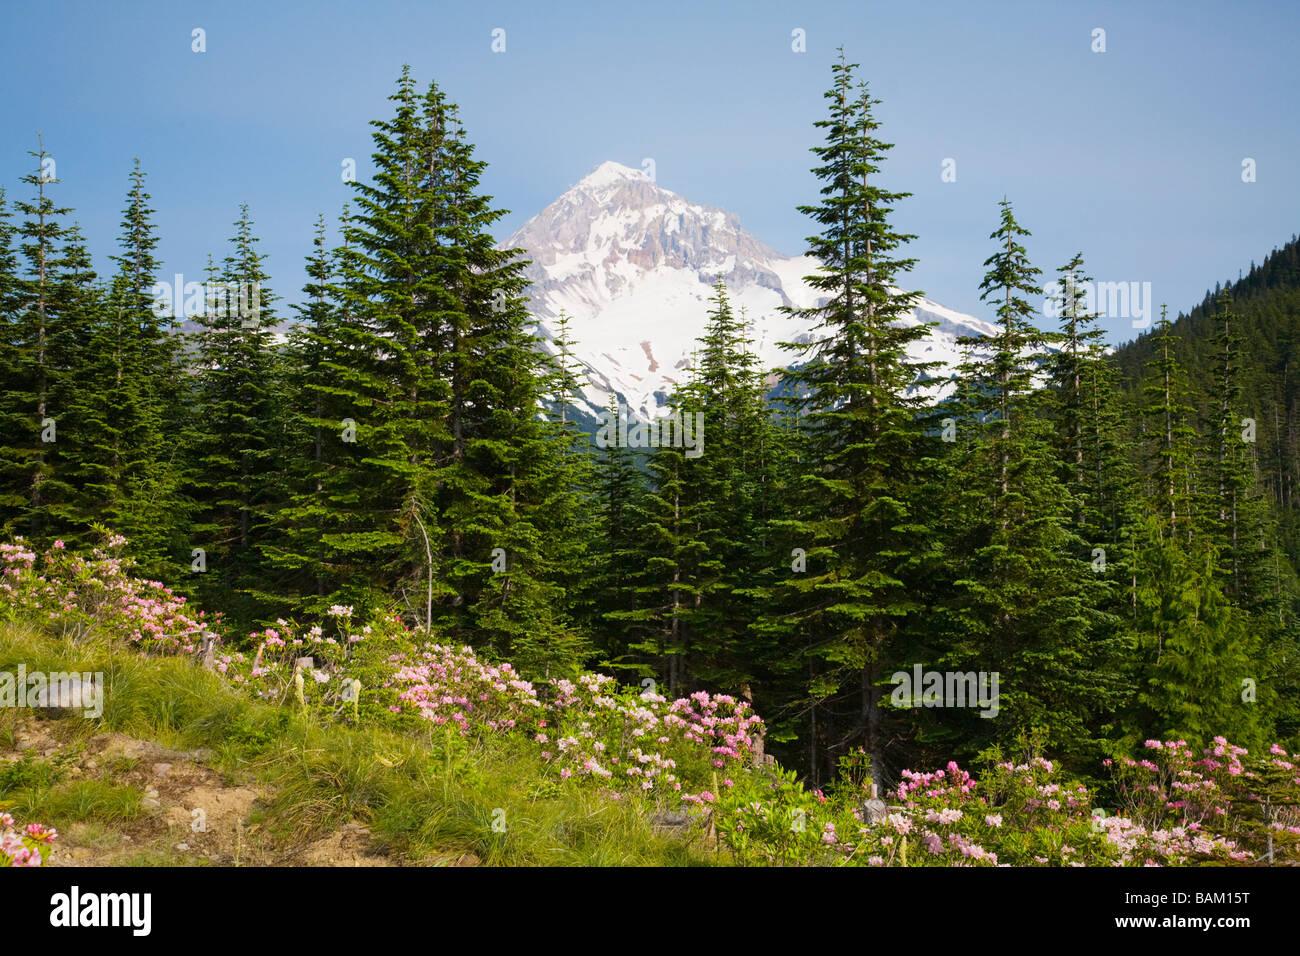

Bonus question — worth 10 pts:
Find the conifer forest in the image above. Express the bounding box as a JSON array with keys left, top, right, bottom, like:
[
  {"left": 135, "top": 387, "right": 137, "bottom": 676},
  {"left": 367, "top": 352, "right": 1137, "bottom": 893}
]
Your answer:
[{"left": 3, "top": 3, "right": 1299, "bottom": 897}]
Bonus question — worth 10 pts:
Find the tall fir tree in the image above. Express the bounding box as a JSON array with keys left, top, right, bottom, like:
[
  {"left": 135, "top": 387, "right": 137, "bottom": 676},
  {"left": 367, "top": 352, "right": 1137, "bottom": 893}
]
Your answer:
[
  {"left": 612, "top": 279, "right": 779, "bottom": 695},
  {"left": 587, "top": 394, "right": 646, "bottom": 672},
  {"left": 61, "top": 162, "right": 187, "bottom": 574},
  {"left": 261, "top": 214, "right": 348, "bottom": 615},
  {"left": 615, "top": 389, "right": 702, "bottom": 697},
  {"left": 326, "top": 68, "right": 584, "bottom": 672},
  {"left": 0, "top": 140, "right": 71, "bottom": 539},
  {"left": 755, "top": 52, "right": 940, "bottom": 788},
  {"left": 531, "top": 309, "right": 598, "bottom": 666},
  {"left": 39, "top": 223, "right": 102, "bottom": 538},
  {"left": 1141, "top": 305, "right": 1200, "bottom": 540},
  {"left": 1206, "top": 291, "right": 1266, "bottom": 601},
  {"left": 685, "top": 281, "right": 780, "bottom": 692},
  {"left": 112, "top": 160, "right": 187, "bottom": 576},
  {"left": 0, "top": 189, "right": 19, "bottom": 525},
  {"left": 187, "top": 207, "right": 285, "bottom": 622},
  {"left": 1128, "top": 512, "right": 1264, "bottom": 747},
  {"left": 936, "top": 200, "right": 1125, "bottom": 764}
]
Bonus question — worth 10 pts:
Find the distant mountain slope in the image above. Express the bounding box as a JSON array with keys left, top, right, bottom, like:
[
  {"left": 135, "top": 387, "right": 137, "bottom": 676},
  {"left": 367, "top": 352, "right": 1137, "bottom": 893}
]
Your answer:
[{"left": 1112, "top": 232, "right": 1300, "bottom": 522}]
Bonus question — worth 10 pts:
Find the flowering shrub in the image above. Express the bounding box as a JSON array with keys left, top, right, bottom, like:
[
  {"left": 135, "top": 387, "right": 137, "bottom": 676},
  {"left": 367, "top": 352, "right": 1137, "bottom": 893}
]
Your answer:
[
  {"left": 390, "top": 643, "right": 542, "bottom": 734},
  {"left": 214, "top": 606, "right": 542, "bottom": 735},
  {"left": 386, "top": 646, "right": 764, "bottom": 801},
  {"left": 1109, "top": 739, "right": 1228, "bottom": 830},
  {"left": 0, "top": 813, "right": 57, "bottom": 867},
  {"left": 711, "top": 743, "right": 1287, "bottom": 867},
  {"left": 539, "top": 679, "right": 763, "bottom": 798},
  {"left": 232, "top": 622, "right": 765, "bottom": 802},
  {"left": 221, "top": 606, "right": 426, "bottom": 726},
  {"left": 1108, "top": 737, "right": 1300, "bottom": 864},
  {"left": 227, "top": 610, "right": 768, "bottom": 802},
  {"left": 0, "top": 534, "right": 212, "bottom": 653}
]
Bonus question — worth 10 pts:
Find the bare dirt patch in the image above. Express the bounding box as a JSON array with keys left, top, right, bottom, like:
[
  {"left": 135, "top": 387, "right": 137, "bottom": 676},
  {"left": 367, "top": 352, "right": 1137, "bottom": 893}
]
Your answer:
[{"left": 4, "top": 716, "right": 400, "bottom": 867}]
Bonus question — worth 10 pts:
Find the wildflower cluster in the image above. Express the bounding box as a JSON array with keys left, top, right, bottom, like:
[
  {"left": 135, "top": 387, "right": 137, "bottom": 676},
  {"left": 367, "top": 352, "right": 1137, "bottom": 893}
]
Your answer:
[
  {"left": 0, "top": 813, "right": 57, "bottom": 867},
  {"left": 713, "top": 745, "right": 1277, "bottom": 867},
  {"left": 0, "top": 534, "right": 211, "bottom": 653},
  {"left": 233, "top": 612, "right": 764, "bottom": 804},
  {"left": 221, "top": 606, "right": 421, "bottom": 723},
  {"left": 540, "top": 680, "right": 763, "bottom": 798},
  {"left": 390, "top": 643, "right": 542, "bottom": 733},
  {"left": 1107, "top": 737, "right": 1300, "bottom": 863}
]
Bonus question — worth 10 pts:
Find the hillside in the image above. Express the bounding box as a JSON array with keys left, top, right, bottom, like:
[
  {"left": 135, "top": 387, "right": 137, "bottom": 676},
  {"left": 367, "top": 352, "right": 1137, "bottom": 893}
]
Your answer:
[
  {"left": 0, "top": 619, "right": 714, "bottom": 867},
  {"left": 4, "top": 537, "right": 1299, "bottom": 868},
  {"left": 1112, "top": 234, "right": 1300, "bottom": 558}
]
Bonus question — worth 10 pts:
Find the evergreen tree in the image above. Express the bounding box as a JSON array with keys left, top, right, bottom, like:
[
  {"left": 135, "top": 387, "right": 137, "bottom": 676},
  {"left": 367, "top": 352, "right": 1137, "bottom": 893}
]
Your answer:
[
  {"left": 531, "top": 310, "right": 598, "bottom": 665},
  {"left": 1141, "top": 305, "right": 1200, "bottom": 540},
  {"left": 1128, "top": 513, "right": 1264, "bottom": 746},
  {"left": 751, "top": 52, "right": 941, "bottom": 787},
  {"left": 327, "top": 68, "right": 584, "bottom": 672},
  {"left": 0, "top": 141, "right": 71, "bottom": 539},
  {"left": 587, "top": 394, "right": 645, "bottom": 672},
  {"left": 111, "top": 160, "right": 187, "bottom": 576},
  {"left": 187, "top": 208, "right": 285, "bottom": 622},
  {"left": 61, "top": 162, "right": 186, "bottom": 574},
  {"left": 611, "top": 279, "right": 779, "bottom": 695},
  {"left": 39, "top": 223, "right": 102, "bottom": 538},
  {"left": 268, "top": 203, "right": 397, "bottom": 615},
  {"left": 0, "top": 190, "right": 19, "bottom": 530},
  {"left": 1206, "top": 290, "right": 1269, "bottom": 602},
  {"left": 423, "top": 94, "right": 583, "bottom": 672},
  {"left": 937, "top": 201, "right": 1125, "bottom": 763},
  {"left": 686, "top": 282, "right": 779, "bottom": 690},
  {"left": 617, "top": 392, "right": 701, "bottom": 697},
  {"left": 261, "top": 214, "right": 347, "bottom": 615},
  {"left": 326, "top": 69, "right": 455, "bottom": 621},
  {"left": 1048, "top": 254, "right": 1109, "bottom": 529}
]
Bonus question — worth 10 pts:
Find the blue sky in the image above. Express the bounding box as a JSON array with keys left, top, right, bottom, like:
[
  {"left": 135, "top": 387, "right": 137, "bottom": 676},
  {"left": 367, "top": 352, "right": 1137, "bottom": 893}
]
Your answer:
[{"left": 1, "top": 0, "right": 1295, "bottom": 344}]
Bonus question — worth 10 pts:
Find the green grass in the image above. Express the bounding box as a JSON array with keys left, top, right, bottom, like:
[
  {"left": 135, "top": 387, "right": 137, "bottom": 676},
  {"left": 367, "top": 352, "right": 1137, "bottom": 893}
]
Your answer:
[
  {"left": 11, "top": 779, "right": 145, "bottom": 824},
  {"left": 0, "top": 619, "right": 716, "bottom": 866},
  {"left": 0, "top": 750, "right": 68, "bottom": 796}
]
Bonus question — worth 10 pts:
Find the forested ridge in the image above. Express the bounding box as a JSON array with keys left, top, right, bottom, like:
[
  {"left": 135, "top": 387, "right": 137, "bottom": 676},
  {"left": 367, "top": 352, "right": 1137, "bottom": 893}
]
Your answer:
[
  {"left": 1113, "top": 237, "right": 1300, "bottom": 557},
  {"left": 3, "top": 57, "right": 1298, "bottom": 797}
]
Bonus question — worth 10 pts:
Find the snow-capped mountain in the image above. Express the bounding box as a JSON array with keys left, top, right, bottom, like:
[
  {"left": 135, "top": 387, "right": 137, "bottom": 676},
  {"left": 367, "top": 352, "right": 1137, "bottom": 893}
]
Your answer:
[{"left": 504, "top": 161, "right": 997, "bottom": 423}]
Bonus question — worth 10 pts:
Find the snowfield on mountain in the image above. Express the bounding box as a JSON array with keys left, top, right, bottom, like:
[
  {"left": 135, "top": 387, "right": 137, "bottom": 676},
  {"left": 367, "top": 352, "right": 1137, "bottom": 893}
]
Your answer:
[{"left": 507, "top": 160, "right": 997, "bottom": 423}]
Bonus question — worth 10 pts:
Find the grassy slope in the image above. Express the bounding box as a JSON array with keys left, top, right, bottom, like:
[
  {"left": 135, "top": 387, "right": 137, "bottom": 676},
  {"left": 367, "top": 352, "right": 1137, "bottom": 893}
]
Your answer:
[{"left": 0, "top": 620, "right": 718, "bottom": 866}]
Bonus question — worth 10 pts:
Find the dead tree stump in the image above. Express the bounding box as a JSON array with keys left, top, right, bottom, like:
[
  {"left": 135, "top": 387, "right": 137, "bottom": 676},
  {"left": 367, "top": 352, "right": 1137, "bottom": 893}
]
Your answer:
[
  {"left": 863, "top": 783, "right": 889, "bottom": 825},
  {"left": 200, "top": 631, "right": 216, "bottom": 671}
]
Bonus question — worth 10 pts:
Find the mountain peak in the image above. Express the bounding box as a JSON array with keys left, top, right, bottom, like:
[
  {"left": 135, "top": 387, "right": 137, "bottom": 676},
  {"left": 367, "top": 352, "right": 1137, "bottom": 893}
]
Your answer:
[
  {"left": 574, "top": 160, "right": 657, "bottom": 192},
  {"left": 504, "top": 164, "right": 996, "bottom": 424}
]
